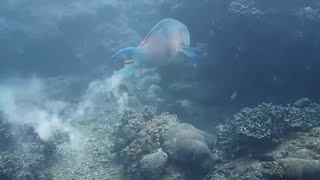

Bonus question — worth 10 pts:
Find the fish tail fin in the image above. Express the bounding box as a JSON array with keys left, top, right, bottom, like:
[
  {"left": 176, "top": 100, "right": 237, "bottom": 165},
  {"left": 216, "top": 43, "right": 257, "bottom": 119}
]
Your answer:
[
  {"left": 180, "top": 43, "right": 207, "bottom": 59},
  {"left": 110, "top": 47, "right": 139, "bottom": 60}
]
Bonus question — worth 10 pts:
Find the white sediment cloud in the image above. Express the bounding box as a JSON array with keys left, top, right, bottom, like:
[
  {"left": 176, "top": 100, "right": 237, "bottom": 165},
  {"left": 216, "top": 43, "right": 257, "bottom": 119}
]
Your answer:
[
  {"left": 0, "top": 72, "right": 127, "bottom": 149},
  {"left": 0, "top": 77, "right": 76, "bottom": 141}
]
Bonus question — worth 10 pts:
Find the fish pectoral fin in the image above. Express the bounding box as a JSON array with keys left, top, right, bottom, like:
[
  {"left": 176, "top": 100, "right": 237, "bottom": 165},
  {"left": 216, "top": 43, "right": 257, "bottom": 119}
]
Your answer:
[
  {"left": 124, "top": 59, "right": 134, "bottom": 65},
  {"left": 180, "top": 47, "right": 200, "bottom": 59},
  {"left": 118, "top": 63, "right": 139, "bottom": 75},
  {"left": 180, "top": 45, "right": 206, "bottom": 59}
]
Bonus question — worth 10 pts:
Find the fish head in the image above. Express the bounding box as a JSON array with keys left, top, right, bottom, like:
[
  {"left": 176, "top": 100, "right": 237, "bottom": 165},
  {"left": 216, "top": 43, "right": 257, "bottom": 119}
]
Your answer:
[{"left": 162, "top": 22, "right": 191, "bottom": 58}]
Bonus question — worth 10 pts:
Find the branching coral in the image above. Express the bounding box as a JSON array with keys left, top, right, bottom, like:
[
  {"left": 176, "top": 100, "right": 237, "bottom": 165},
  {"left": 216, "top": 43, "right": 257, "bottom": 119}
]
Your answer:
[{"left": 217, "top": 103, "right": 320, "bottom": 156}]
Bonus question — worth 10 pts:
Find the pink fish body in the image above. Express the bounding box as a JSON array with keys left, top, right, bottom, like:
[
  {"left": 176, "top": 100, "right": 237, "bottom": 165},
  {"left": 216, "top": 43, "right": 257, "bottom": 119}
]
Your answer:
[
  {"left": 111, "top": 18, "right": 200, "bottom": 74},
  {"left": 138, "top": 18, "right": 190, "bottom": 65}
]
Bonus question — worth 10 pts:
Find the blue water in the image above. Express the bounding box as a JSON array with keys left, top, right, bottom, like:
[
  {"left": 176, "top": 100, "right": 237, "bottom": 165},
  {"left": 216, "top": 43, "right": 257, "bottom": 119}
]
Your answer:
[{"left": 0, "top": 1, "right": 320, "bottom": 179}]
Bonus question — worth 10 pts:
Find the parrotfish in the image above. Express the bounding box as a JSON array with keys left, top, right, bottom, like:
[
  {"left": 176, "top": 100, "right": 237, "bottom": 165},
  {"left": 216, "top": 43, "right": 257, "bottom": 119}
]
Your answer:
[{"left": 110, "top": 18, "right": 202, "bottom": 75}]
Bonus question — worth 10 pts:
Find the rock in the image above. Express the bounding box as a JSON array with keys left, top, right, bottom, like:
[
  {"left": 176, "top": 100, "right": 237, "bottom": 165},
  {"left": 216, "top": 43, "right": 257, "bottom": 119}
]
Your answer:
[
  {"left": 289, "top": 149, "right": 319, "bottom": 160},
  {"left": 294, "top": 98, "right": 311, "bottom": 107},
  {"left": 309, "top": 127, "right": 320, "bottom": 138},
  {"left": 161, "top": 123, "right": 215, "bottom": 147},
  {"left": 113, "top": 111, "right": 179, "bottom": 178},
  {"left": 279, "top": 158, "right": 320, "bottom": 179},
  {"left": 209, "top": 160, "right": 285, "bottom": 180},
  {"left": 164, "top": 138, "right": 212, "bottom": 171},
  {"left": 138, "top": 149, "right": 168, "bottom": 180},
  {"left": 162, "top": 123, "right": 213, "bottom": 175}
]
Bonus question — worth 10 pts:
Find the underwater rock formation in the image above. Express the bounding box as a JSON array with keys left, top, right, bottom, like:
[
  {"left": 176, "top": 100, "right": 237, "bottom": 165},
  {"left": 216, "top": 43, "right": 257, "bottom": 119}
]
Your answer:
[
  {"left": 162, "top": 123, "right": 214, "bottom": 175},
  {"left": 273, "top": 130, "right": 320, "bottom": 180},
  {"left": 289, "top": 148, "right": 320, "bottom": 160},
  {"left": 217, "top": 103, "right": 320, "bottom": 157},
  {"left": 164, "top": 138, "right": 211, "bottom": 174},
  {"left": 161, "top": 123, "right": 214, "bottom": 145},
  {"left": 280, "top": 158, "right": 320, "bottom": 179},
  {"left": 208, "top": 126, "right": 320, "bottom": 179},
  {"left": 277, "top": 139, "right": 320, "bottom": 180},
  {"left": 114, "top": 110, "right": 216, "bottom": 179},
  {"left": 208, "top": 159, "right": 284, "bottom": 180},
  {"left": 113, "top": 109, "right": 179, "bottom": 178},
  {"left": 273, "top": 127, "right": 320, "bottom": 179}
]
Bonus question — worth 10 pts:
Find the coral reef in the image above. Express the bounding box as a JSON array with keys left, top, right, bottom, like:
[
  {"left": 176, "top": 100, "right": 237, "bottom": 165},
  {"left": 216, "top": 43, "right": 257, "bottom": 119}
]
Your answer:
[
  {"left": 208, "top": 114, "right": 320, "bottom": 180},
  {"left": 229, "top": 0, "right": 263, "bottom": 18},
  {"left": 216, "top": 103, "right": 320, "bottom": 156},
  {"left": 207, "top": 129, "right": 320, "bottom": 180},
  {"left": 0, "top": 114, "right": 11, "bottom": 151},
  {"left": 138, "top": 149, "right": 168, "bottom": 180},
  {"left": 0, "top": 125, "right": 54, "bottom": 180},
  {"left": 114, "top": 110, "right": 179, "bottom": 178},
  {"left": 114, "top": 110, "right": 216, "bottom": 179},
  {"left": 208, "top": 159, "right": 284, "bottom": 180}
]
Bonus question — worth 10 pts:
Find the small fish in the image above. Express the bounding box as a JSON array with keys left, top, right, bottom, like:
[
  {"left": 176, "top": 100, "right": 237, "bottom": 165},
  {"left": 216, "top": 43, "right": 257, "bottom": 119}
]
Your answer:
[
  {"left": 169, "top": 2, "right": 183, "bottom": 11},
  {"left": 273, "top": 75, "right": 278, "bottom": 81},
  {"left": 110, "top": 18, "right": 203, "bottom": 75},
  {"left": 293, "top": 98, "right": 311, "bottom": 107},
  {"left": 231, "top": 91, "right": 237, "bottom": 101},
  {"left": 305, "top": 65, "right": 310, "bottom": 71}
]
